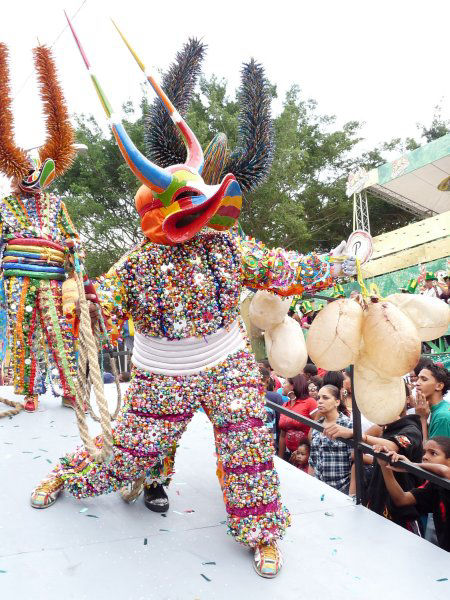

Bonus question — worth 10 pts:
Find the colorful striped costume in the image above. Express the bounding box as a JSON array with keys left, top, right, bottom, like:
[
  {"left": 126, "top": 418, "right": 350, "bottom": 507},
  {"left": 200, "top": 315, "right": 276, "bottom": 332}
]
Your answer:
[{"left": 0, "top": 192, "right": 79, "bottom": 399}]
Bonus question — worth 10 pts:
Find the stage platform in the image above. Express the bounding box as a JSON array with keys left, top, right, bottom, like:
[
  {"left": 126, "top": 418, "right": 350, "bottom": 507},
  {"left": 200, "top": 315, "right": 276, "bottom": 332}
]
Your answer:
[{"left": 0, "top": 385, "right": 448, "bottom": 600}]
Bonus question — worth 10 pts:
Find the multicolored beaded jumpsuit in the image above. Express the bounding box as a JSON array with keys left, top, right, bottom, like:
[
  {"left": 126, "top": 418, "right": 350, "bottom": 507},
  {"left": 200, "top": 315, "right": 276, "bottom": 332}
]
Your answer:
[
  {"left": 52, "top": 232, "right": 332, "bottom": 547},
  {"left": 0, "top": 191, "right": 79, "bottom": 401}
]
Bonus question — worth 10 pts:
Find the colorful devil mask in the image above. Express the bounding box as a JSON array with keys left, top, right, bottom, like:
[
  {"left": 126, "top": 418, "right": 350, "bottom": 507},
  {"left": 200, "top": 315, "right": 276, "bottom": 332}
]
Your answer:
[
  {"left": 0, "top": 44, "right": 75, "bottom": 194},
  {"left": 66, "top": 15, "right": 242, "bottom": 245}
]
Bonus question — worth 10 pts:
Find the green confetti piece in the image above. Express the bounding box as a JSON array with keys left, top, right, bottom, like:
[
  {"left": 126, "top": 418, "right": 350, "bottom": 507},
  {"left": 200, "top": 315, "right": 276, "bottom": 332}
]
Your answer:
[
  {"left": 331, "top": 549, "right": 337, "bottom": 556},
  {"left": 38, "top": 449, "right": 48, "bottom": 452},
  {"left": 144, "top": 538, "right": 148, "bottom": 545},
  {"left": 22, "top": 451, "right": 33, "bottom": 454},
  {"left": 436, "top": 578, "right": 448, "bottom": 582},
  {"left": 46, "top": 459, "right": 52, "bottom": 464},
  {"left": 202, "top": 561, "right": 216, "bottom": 565},
  {"left": 320, "top": 494, "right": 325, "bottom": 501},
  {"left": 201, "top": 574, "right": 211, "bottom": 582},
  {"left": 324, "top": 512, "right": 334, "bottom": 516},
  {"left": 0, "top": 570, "right": 6, "bottom": 573},
  {"left": 86, "top": 514, "right": 99, "bottom": 518},
  {"left": 79, "top": 508, "right": 88, "bottom": 513},
  {"left": 33, "top": 456, "right": 41, "bottom": 460},
  {"left": 330, "top": 536, "right": 342, "bottom": 541},
  {"left": 159, "top": 529, "right": 170, "bottom": 532}
]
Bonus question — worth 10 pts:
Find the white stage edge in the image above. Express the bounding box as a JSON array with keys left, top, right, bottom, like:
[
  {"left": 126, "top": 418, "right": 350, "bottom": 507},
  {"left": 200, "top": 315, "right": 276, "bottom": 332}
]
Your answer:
[{"left": 0, "top": 385, "right": 448, "bottom": 600}]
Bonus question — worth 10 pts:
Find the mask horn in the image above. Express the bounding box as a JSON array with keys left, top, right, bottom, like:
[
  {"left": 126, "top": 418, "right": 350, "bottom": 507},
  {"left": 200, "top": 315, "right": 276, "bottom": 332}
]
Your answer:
[
  {"left": 65, "top": 12, "right": 173, "bottom": 193},
  {"left": 111, "top": 20, "right": 204, "bottom": 174}
]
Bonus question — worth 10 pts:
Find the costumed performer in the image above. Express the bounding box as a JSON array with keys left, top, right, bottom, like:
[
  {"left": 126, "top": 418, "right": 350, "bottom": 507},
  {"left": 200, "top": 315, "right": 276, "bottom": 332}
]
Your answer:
[
  {"left": 31, "top": 20, "right": 356, "bottom": 579},
  {"left": 0, "top": 43, "right": 82, "bottom": 412}
]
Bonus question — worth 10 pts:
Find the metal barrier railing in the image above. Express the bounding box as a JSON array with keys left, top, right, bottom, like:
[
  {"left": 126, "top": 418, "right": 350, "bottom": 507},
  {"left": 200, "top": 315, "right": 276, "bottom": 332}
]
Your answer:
[{"left": 266, "top": 394, "right": 450, "bottom": 500}]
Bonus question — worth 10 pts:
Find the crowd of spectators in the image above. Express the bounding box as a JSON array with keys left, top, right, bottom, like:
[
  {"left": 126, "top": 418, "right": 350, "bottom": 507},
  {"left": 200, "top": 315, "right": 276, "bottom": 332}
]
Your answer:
[{"left": 260, "top": 356, "right": 450, "bottom": 552}]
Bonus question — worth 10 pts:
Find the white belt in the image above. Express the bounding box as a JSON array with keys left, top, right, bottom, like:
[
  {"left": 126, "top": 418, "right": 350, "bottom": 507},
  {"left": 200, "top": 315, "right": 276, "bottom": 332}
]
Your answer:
[{"left": 132, "top": 320, "right": 245, "bottom": 375}]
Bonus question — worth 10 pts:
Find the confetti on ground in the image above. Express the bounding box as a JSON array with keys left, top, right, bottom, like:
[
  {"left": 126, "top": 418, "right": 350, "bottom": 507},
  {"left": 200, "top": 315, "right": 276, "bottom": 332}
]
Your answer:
[
  {"left": 330, "top": 536, "right": 342, "bottom": 541},
  {"left": 331, "top": 549, "right": 337, "bottom": 556},
  {"left": 201, "top": 574, "right": 211, "bottom": 582},
  {"left": 33, "top": 456, "right": 41, "bottom": 460},
  {"left": 46, "top": 459, "right": 52, "bottom": 464},
  {"left": 161, "top": 514, "right": 167, "bottom": 517},
  {"left": 176, "top": 491, "right": 181, "bottom": 496},
  {"left": 159, "top": 529, "right": 170, "bottom": 532},
  {"left": 38, "top": 449, "right": 48, "bottom": 452},
  {"left": 324, "top": 512, "right": 334, "bottom": 517},
  {"left": 320, "top": 494, "right": 325, "bottom": 501},
  {"left": 60, "top": 435, "right": 68, "bottom": 438},
  {"left": 219, "top": 520, "right": 227, "bottom": 525},
  {"left": 31, "top": 437, "right": 41, "bottom": 440},
  {"left": 202, "top": 562, "right": 216, "bottom": 565},
  {"left": 173, "top": 510, "right": 184, "bottom": 515},
  {"left": 436, "top": 578, "right": 448, "bottom": 582},
  {"left": 184, "top": 509, "right": 195, "bottom": 513},
  {"left": 354, "top": 576, "right": 361, "bottom": 580},
  {"left": 0, "top": 569, "right": 6, "bottom": 573},
  {"left": 86, "top": 514, "right": 99, "bottom": 518},
  {"left": 21, "top": 451, "right": 33, "bottom": 454},
  {"left": 79, "top": 508, "right": 88, "bottom": 513},
  {"left": 4, "top": 442, "right": 12, "bottom": 445},
  {"left": 144, "top": 538, "right": 148, "bottom": 545}
]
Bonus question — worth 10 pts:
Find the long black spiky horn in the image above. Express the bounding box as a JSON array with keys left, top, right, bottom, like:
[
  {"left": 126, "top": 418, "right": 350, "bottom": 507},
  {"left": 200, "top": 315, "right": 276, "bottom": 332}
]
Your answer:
[
  {"left": 145, "top": 38, "right": 206, "bottom": 168},
  {"left": 224, "top": 59, "right": 274, "bottom": 194}
]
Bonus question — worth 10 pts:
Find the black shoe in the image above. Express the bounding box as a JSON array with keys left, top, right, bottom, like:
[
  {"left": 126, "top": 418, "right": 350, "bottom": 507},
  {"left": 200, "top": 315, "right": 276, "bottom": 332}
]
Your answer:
[{"left": 144, "top": 483, "right": 169, "bottom": 513}]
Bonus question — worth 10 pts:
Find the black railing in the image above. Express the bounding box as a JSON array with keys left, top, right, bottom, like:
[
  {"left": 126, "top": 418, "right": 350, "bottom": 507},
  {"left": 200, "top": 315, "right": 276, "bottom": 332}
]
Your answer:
[{"left": 266, "top": 398, "right": 450, "bottom": 498}]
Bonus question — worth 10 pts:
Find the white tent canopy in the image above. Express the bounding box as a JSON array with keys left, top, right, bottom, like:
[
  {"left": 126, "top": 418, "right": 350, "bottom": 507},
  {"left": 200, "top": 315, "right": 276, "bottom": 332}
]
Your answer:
[{"left": 347, "top": 133, "right": 450, "bottom": 217}]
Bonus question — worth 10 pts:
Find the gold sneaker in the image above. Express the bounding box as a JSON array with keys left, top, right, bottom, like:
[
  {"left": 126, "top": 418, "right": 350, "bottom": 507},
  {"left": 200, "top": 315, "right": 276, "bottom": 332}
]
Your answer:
[
  {"left": 30, "top": 477, "right": 64, "bottom": 509},
  {"left": 253, "top": 542, "right": 283, "bottom": 578}
]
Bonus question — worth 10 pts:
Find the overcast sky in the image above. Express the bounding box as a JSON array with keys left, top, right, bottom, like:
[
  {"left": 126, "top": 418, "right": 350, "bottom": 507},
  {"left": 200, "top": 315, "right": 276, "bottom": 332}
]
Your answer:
[{"left": 0, "top": 0, "right": 449, "bottom": 193}]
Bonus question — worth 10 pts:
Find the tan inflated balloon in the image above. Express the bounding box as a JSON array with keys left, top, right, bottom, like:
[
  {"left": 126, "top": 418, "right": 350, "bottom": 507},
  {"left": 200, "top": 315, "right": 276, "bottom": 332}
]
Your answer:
[
  {"left": 249, "top": 290, "right": 291, "bottom": 331},
  {"left": 265, "top": 316, "right": 307, "bottom": 378},
  {"left": 386, "top": 293, "right": 450, "bottom": 341},
  {"left": 306, "top": 298, "right": 363, "bottom": 370},
  {"left": 354, "top": 359, "right": 406, "bottom": 424},
  {"left": 362, "top": 301, "right": 420, "bottom": 377}
]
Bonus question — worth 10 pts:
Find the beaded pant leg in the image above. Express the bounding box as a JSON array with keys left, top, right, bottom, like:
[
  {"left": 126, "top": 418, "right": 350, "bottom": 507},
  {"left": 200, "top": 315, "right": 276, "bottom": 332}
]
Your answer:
[
  {"left": 52, "top": 368, "right": 195, "bottom": 498},
  {"left": 37, "top": 280, "right": 77, "bottom": 400},
  {"left": 6, "top": 276, "right": 42, "bottom": 396},
  {"left": 202, "top": 350, "right": 291, "bottom": 547}
]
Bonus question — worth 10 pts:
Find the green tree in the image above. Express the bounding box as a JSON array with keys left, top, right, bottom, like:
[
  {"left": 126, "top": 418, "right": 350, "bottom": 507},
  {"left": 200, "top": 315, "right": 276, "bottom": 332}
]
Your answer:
[{"left": 55, "top": 76, "right": 445, "bottom": 276}]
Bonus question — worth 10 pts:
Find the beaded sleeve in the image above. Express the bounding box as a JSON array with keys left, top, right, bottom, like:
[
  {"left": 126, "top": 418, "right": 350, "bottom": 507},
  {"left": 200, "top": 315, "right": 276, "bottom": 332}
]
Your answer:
[
  {"left": 237, "top": 236, "right": 332, "bottom": 296},
  {"left": 94, "top": 269, "right": 130, "bottom": 327},
  {"left": 58, "top": 201, "right": 80, "bottom": 241}
]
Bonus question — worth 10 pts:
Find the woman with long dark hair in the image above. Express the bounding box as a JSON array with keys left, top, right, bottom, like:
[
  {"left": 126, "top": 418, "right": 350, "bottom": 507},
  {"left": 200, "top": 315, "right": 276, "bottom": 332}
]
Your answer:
[
  {"left": 308, "top": 385, "right": 353, "bottom": 493},
  {"left": 278, "top": 374, "right": 318, "bottom": 459}
]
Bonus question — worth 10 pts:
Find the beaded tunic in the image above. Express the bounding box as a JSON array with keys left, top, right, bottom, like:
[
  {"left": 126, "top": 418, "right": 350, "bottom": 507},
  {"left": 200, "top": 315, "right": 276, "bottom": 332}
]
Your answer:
[
  {"left": 97, "top": 231, "right": 331, "bottom": 340},
  {"left": 0, "top": 192, "right": 78, "bottom": 243}
]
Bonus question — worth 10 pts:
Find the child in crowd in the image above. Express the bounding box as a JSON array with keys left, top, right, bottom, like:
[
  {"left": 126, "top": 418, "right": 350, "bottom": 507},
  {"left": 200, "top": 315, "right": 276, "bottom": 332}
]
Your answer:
[
  {"left": 376, "top": 436, "right": 450, "bottom": 551},
  {"left": 290, "top": 440, "right": 310, "bottom": 473},
  {"left": 324, "top": 405, "right": 423, "bottom": 529}
]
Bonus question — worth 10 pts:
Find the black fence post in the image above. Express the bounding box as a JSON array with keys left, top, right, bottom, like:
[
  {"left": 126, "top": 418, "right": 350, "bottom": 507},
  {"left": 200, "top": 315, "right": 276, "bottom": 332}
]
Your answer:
[{"left": 350, "top": 364, "right": 365, "bottom": 505}]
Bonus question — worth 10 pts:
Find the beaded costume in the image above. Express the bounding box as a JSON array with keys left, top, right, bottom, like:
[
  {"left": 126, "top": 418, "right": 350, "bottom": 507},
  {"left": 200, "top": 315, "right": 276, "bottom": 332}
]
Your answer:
[
  {"left": 33, "top": 26, "right": 356, "bottom": 552},
  {"left": 0, "top": 44, "right": 79, "bottom": 408}
]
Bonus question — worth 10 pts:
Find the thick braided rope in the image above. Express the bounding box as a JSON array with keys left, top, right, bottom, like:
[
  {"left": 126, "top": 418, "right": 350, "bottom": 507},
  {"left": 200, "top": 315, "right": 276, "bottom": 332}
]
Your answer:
[
  {"left": 82, "top": 320, "right": 122, "bottom": 423},
  {"left": 0, "top": 397, "right": 24, "bottom": 418},
  {"left": 120, "top": 475, "right": 145, "bottom": 503},
  {"left": 72, "top": 271, "right": 113, "bottom": 463}
]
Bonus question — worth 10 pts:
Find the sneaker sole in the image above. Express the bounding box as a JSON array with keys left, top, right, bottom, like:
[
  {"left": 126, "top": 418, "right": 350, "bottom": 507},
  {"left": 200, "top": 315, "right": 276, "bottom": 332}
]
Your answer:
[
  {"left": 252, "top": 560, "right": 279, "bottom": 579},
  {"left": 144, "top": 500, "right": 170, "bottom": 513}
]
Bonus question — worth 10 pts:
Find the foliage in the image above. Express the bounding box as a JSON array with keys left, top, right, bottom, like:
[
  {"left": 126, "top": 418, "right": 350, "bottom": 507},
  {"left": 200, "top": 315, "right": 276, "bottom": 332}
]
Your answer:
[{"left": 54, "top": 78, "right": 448, "bottom": 276}]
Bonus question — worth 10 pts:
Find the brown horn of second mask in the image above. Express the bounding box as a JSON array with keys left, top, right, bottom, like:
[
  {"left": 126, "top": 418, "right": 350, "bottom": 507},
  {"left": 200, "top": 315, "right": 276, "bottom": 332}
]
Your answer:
[
  {"left": 34, "top": 45, "right": 76, "bottom": 177},
  {"left": 0, "top": 43, "right": 29, "bottom": 180}
]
